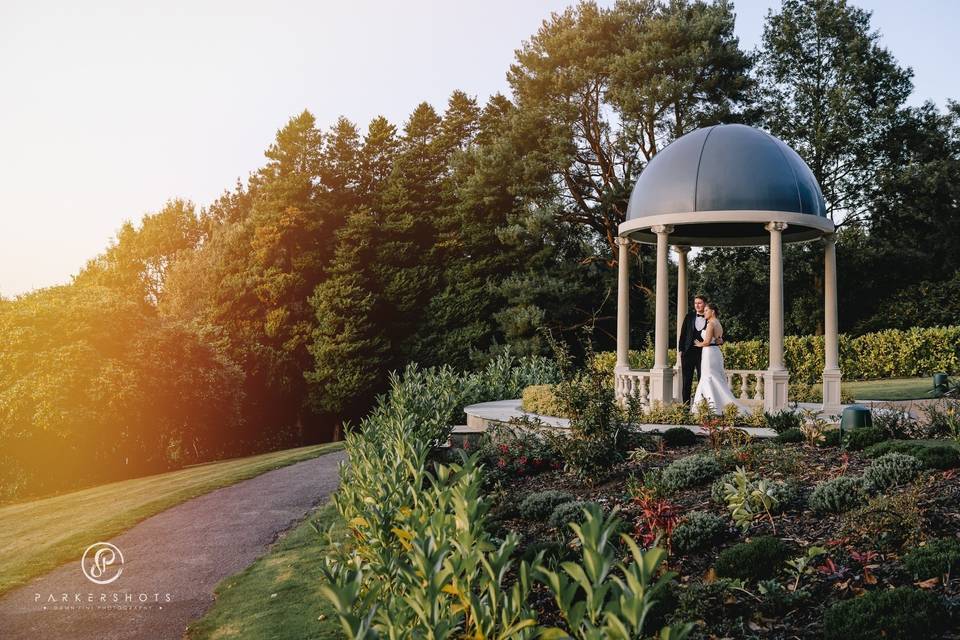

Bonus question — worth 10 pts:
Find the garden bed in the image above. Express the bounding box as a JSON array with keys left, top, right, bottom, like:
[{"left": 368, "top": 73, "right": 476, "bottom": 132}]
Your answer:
[{"left": 483, "top": 437, "right": 960, "bottom": 638}]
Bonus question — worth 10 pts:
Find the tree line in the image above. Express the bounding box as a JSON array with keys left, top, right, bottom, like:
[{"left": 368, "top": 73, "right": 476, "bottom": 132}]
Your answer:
[{"left": 1, "top": 0, "right": 958, "bottom": 500}]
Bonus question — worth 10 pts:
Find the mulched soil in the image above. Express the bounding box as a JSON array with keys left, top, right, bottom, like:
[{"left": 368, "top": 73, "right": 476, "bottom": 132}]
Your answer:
[{"left": 485, "top": 439, "right": 960, "bottom": 639}]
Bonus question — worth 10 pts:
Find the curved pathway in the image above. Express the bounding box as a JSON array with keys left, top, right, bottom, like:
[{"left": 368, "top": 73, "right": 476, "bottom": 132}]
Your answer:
[{"left": 0, "top": 449, "right": 346, "bottom": 640}]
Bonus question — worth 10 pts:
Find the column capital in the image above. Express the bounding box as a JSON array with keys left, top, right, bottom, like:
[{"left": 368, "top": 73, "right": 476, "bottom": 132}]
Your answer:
[
  {"left": 651, "top": 224, "right": 675, "bottom": 235},
  {"left": 822, "top": 231, "right": 837, "bottom": 244},
  {"left": 765, "top": 221, "right": 789, "bottom": 233},
  {"left": 615, "top": 236, "right": 632, "bottom": 247},
  {"left": 675, "top": 245, "right": 691, "bottom": 254}
]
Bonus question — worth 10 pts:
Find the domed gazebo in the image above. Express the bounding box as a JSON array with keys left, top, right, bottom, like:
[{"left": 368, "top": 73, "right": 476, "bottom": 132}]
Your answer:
[{"left": 615, "top": 124, "right": 842, "bottom": 414}]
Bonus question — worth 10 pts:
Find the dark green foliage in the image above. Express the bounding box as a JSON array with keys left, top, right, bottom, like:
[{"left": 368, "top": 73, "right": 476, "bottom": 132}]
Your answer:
[
  {"left": 715, "top": 537, "right": 791, "bottom": 581},
  {"left": 843, "top": 427, "right": 887, "bottom": 451},
  {"left": 548, "top": 500, "right": 595, "bottom": 530},
  {"left": 764, "top": 410, "right": 804, "bottom": 433},
  {"left": 902, "top": 538, "right": 960, "bottom": 580},
  {"left": 865, "top": 440, "right": 960, "bottom": 470},
  {"left": 773, "top": 428, "right": 803, "bottom": 444},
  {"left": 711, "top": 472, "right": 737, "bottom": 505},
  {"left": 862, "top": 452, "right": 923, "bottom": 492},
  {"left": 520, "top": 540, "right": 571, "bottom": 568},
  {"left": 809, "top": 476, "right": 866, "bottom": 514},
  {"left": 662, "top": 427, "right": 698, "bottom": 448},
  {"left": 769, "top": 480, "right": 801, "bottom": 513},
  {"left": 821, "top": 429, "right": 841, "bottom": 447},
  {"left": 519, "top": 490, "right": 575, "bottom": 521},
  {"left": 822, "top": 587, "right": 951, "bottom": 640},
  {"left": 661, "top": 454, "right": 723, "bottom": 492},
  {"left": 672, "top": 511, "right": 726, "bottom": 554}
]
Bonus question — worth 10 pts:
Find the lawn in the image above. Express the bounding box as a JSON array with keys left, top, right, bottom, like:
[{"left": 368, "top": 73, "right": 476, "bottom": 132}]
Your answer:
[
  {"left": 842, "top": 377, "right": 933, "bottom": 401},
  {"left": 185, "top": 501, "right": 346, "bottom": 640},
  {"left": 0, "top": 441, "right": 343, "bottom": 597}
]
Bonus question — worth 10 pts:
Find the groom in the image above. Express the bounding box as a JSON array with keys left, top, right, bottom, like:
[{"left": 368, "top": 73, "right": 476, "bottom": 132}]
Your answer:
[{"left": 678, "top": 294, "right": 722, "bottom": 404}]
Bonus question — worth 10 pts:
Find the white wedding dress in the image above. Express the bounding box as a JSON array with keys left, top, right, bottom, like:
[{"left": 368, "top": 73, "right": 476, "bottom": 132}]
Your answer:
[{"left": 692, "top": 325, "right": 744, "bottom": 413}]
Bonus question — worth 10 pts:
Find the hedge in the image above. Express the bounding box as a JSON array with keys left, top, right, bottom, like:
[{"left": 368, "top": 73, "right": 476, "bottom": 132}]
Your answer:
[{"left": 596, "top": 326, "right": 960, "bottom": 383}]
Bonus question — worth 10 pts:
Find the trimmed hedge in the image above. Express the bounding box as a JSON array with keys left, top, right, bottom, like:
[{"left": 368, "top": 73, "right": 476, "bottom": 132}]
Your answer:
[{"left": 596, "top": 325, "right": 960, "bottom": 383}]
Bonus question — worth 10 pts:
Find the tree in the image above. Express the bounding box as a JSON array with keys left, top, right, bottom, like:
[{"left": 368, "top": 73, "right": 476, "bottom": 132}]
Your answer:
[
  {"left": 507, "top": 0, "right": 754, "bottom": 254},
  {"left": 76, "top": 199, "right": 204, "bottom": 306},
  {"left": 756, "top": 0, "right": 913, "bottom": 226}
]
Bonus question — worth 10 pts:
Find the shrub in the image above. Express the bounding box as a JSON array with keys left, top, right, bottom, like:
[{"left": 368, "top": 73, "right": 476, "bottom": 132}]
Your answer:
[
  {"left": 843, "top": 426, "right": 887, "bottom": 451},
  {"left": 476, "top": 421, "right": 562, "bottom": 482},
  {"left": 864, "top": 439, "right": 960, "bottom": 470},
  {"left": 764, "top": 410, "right": 803, "bottom": 433},
  {"left": 822, "top": 587, "right": 951, "bottom": 640},
  {"left": 549, "top": 500, "right": 595, "bottom": 530},
  {"left": 862, "top": 452, "right": 923, "bottom": 492},
  {"left": 520, "top": 384, "right": 568, "bottom": 418},
  {"left": 809, "top": 476, "right": 866, "bottom": 513},
  {"left": 871, "top": 405, "right": 924, "bottom": 439},
  {"left": 519, "top": 490, "right": 575, "bottom": 521},
  {"left": 711, "top": 472, "right": 737, "bottom": 505},
  {"left": 821, "top": 428, "right": 841, "bottom": 447},
  {"left": 922, "top": 399, "right": 960, "bottom": 438},
  {"left": 840, "top": 486, "right": 927, "bottom": 551},
  {"left": 773, "top": 427, "right": 803, "bottom": 444},
  {"left": 720, "top": 467, "right": 781, "bottom": 531},
  {"left": 661, "top": 454, "right": 724, "bottom": 492},
  {"left": 599, "top": 326, "right": 960, "bottom": 383},
  {"left": 672, "top": 511, "right": 726, "bottom": 554},
  {"left": 538, "top": 504, "right": 693, "bottom": 638},
  {"left": 662, "top": 427, "right": 698, "bottom": 447},
  {"left": 642, "top": 401, "right": 695, "bottom": 425},
  {"left": 715, "top": 537, "right": 791, "bottom": 581},
  {"left": 769, "top": 480, "right": 801, "bottom": 512},
  {"left": 902, "top": 537, "right": 960, "bottom": 580}
]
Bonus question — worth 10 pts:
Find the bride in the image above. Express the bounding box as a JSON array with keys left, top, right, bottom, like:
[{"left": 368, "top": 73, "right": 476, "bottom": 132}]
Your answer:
[{"left": 692, "top": 302, "right": 743, "bottom": 413}]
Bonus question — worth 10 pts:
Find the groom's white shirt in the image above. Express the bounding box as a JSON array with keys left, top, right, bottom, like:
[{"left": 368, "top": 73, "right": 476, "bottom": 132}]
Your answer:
[{"left": 694, "top": 314, "right": 706, "bottom": 332}]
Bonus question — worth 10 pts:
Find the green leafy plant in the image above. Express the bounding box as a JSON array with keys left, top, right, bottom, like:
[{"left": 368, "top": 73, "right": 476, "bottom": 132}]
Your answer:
[
  {"left": 536, "top": 504, "right": 693, "bottom": 639},
  {"left": 822, "top": 587, "right": 951, "bottom": 640},
  {"left": 671, "top": 511, "right": 726, "bottom": 555},
  {"left": 660, "top": 453, "right": 724, "bottom": 492},
  {"left": 549, "top": 500, "right": 595, "bottom": 531},
  {"left": 785, "top": 545, "right": 828, "bottom": 592},
  {"left": 864, "top": 439, "right": 960, "bottom": 469},
  {"left": 519, "top": 490, "right": 575, "bottom": 521},
  {"left": 773, "top": 427, "right": 803, "bottom": 444},
  {"left": 764, "top": 409, "right": 803, "bottom": 433},
  {"left": 521, "top": 384, "right": 569, "bottom": 418},
  {"left": 721, "top": 466, "right": 780, "bottom": 532},
  {"left": 862, "top": 452, "right": 923, "bottom": 492},
  {"left": 902, "top": 537, "right": 960, "bottom": 580},
  {"left": 662, "top": 427, "right": 698, "bottom": 447},
  {"left": 842, "top": 426, "right": 887, "bottom": 450},
  {"left": 808, "top": 476, "right": 866, "bottom": 513},
  {"left": 715, "top": 536, "right": 791, "bottom": 582}
]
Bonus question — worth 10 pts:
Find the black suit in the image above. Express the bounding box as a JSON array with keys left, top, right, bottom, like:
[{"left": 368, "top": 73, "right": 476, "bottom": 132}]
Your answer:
[{"left": 678, "top": 311, "right": 704, "bottom": 404}]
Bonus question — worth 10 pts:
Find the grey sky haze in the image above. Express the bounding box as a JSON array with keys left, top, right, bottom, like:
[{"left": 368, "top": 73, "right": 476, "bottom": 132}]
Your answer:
[{"left": 1, "top": 0, "right": 957, "bottom": 297}]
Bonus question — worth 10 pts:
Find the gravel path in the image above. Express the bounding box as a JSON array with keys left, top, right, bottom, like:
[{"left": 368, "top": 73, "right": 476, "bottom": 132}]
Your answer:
[{"left": 0, "top": 450, "right": 346, "bottom": 640}]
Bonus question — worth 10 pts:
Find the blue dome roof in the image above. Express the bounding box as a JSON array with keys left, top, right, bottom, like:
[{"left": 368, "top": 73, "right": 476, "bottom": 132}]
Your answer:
[{"left": 627, "top": 124, "right": 827, "bottom": 220}]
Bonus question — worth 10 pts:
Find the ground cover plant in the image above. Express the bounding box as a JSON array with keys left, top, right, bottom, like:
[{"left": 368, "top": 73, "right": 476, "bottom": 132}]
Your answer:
[{"left": 479, "top": 383, "right": 960, "bottom": 638}]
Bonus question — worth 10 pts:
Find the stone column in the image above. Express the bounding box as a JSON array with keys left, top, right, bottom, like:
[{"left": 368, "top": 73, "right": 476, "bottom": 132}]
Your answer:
[
  {"left": 822, "top": 232, "right": 843, "bottom": 414},
  {"left": 616, "top": 236, "right": 631, "bottom": 370},
  {"left": 650, "top": 225, "right": 675, "bottom": 405},
  {"left": 674, "top": 246, "right": 690, "bottom": 400},
  {"left": 764, "top": 221, "right": 789, "bottom": 412}
]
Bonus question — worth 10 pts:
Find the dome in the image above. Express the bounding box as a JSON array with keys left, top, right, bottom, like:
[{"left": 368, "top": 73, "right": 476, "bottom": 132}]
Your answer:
[{"left": 621, "top": 124, "right": 832, "bottom": 246}]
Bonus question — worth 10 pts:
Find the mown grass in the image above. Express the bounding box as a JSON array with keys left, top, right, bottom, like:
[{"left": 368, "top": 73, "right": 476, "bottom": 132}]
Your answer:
[
  {"left": 186, "top": 501, "right": 346, "bottom": 640},
  {"left": 0, "top": 442, "right": 343, "bottom": 596},
  {"left": 843, "top": 377, "right": 934, "bottom": 401}
]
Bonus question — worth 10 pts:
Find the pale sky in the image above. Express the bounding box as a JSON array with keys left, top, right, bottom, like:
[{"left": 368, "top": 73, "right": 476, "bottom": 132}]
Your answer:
[{"left": 1, "top": 0, "right": 957, "bottom": 298}]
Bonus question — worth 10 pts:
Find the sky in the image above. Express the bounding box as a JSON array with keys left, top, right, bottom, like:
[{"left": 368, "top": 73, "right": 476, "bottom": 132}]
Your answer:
[{"left": 1, "top": 0, "right": 957, "bottom": 298}]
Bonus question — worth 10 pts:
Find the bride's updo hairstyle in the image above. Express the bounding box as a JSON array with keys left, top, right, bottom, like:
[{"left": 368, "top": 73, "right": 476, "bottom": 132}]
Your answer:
[{"left": 706, "top": 302, "right": 720, "bottom": 318}]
